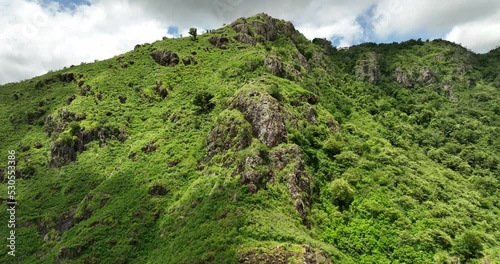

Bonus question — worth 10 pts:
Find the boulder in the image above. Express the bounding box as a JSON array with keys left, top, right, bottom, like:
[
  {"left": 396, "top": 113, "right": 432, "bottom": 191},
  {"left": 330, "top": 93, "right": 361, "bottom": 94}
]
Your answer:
[
  {"left": 60, "top": 73, "right": 76, "bottom": 83},
  {"left": 208, "top": 36, "right": 229, "bottom": 49},
  {"left": 151, "top": 50, "right": 179, "bottom": 67}
]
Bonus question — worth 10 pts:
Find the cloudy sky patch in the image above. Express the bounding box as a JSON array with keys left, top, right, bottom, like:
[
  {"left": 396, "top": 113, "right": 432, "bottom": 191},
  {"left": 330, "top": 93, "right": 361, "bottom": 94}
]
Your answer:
[{"left": 1, "top": 0, "right": 499, "bottom": 84}]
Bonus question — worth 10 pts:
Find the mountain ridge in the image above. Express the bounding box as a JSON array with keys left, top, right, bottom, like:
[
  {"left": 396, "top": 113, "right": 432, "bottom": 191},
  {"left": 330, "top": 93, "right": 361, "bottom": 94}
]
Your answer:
[{"left": 0, "top": 13, "right": 499, "bottom": 264}]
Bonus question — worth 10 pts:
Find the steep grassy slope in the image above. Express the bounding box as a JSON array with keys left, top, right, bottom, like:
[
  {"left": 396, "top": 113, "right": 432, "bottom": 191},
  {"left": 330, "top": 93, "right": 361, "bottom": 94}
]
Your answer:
[{"left": 0, "top": 14, "right": 498, "bottom": 264}]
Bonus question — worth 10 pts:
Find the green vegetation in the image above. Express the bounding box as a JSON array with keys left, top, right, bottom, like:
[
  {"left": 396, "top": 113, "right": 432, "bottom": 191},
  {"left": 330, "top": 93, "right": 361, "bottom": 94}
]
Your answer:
[{"left": 0, "top": 13, "right": 498, "bottom": 263}]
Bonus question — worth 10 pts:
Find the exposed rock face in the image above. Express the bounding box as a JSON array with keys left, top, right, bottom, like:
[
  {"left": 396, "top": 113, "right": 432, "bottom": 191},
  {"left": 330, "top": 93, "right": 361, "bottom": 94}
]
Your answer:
[
  {"left": 466, "top": 78, "right": 476, "bottom": 88},
  {"left": 232, "top": 13, "right": 281, "bottom": 43},
  {"left": 307, "top": 107, "right": 316, "bottom": 125},
  {"left": 206, "top": 110, "right": 253, "bottom": 162},
  {"left": 264, "top": 56, "right": 284, "bottom": 77},
  {"left": 151, "top": 50, "right": 179, "bottom": 67},
  {"left": 208, "top": 36, "right": 229, "bottom": 49},
  {"left": 234, "top": 33, "right": 256, "bottom": 46},
  {"left": 270, "top": 145, "right": 311, "bottom": 226},
  {"left": 182, "top": 56, "right": 197, "bottom": 66},
  {"left": 285, "top": 64, "right": 302, "bottom": 81},
  {"left": 149, "top": 185, "right": 167, "bottom": 196},
  {"left": 250, "top": 15, "right": 278, "bottom": 41},
  {"left": 50, "top": 140, "right": 77, "bottom": 168},
  {"left": 419, "top": 67, "right": 437, "bottom": 85},
  {"left": 355, "top": 52, "right": 380, "bottom": 85},
  {"left": 60, "top": 73, "right": 76, "bottom": 83},
  {"left": 295, "top": 51, "right": 311, "bottom": 73},
  {"left": 80, "top": 85, "right": 91, "bottom": 96},
  {"left": 394, "top": 67, "right": 415, "bottom": 88},
  {"left": 443, "top": 84, "right": 458, "bottom": 102},
  {"left": 50, "top": 126, "right": 126, "bottom": 167},
  {"left": 231, "top": 90, "right": 287, "bottom": 148},
  {"left": 234, "top": 150, "right": 269, "bottom": 194}
]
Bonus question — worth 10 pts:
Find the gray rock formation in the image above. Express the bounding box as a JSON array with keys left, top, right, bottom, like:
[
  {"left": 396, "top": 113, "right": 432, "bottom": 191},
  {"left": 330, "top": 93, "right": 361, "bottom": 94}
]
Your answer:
[
  {"left": 208, "top": 36, "right": 229, "bottom": 49},
  {"left": 394, "top": 67, "right": 415, "bottom": 88},
  {"left": 231, "top": 90, "right": 288, "bottom": 147},
  {"left": 151, "top": 50, "right": 179, "bottom": 67},
  {"left": 355, "top": 52, "right": 380, "bottom": 85},
  {"left": 419, "top": 67, "right": 437, "bottom": 85},
  {"left": 264, "top": 56, "right": 284, "bottom": 77}
]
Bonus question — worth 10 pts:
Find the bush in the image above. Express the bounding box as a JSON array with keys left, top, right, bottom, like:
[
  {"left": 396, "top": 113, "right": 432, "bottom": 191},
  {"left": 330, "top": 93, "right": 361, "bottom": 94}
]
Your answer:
[
  {"left": 453, "top": 231, "right": 483, "bottom": 261},
  {"left": 322, "top": 136, "right": 343, "bottom": 157},
  {"left": 328, "top": 178, "right": 354, "bottom": 210},
  {"left": 193, "top": 92, "right": 215, "bottom": 114}
]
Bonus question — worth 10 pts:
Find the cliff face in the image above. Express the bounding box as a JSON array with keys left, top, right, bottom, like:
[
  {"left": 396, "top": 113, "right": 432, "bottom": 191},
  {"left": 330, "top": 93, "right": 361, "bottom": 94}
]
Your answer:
[{"left": 0, "top": 13, "right": 499, "bottom": 264}]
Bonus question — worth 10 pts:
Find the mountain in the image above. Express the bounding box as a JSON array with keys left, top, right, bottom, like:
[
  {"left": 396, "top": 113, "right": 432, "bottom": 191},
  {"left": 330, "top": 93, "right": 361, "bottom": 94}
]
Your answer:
[{"left": 0, "top": 13, "right": 499, "bottom": 263}]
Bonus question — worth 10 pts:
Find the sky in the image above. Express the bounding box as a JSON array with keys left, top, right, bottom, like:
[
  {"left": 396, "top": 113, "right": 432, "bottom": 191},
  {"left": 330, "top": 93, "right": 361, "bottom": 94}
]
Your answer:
[{"left": 1, "top": 0, "right": 499, "bottom": 85}]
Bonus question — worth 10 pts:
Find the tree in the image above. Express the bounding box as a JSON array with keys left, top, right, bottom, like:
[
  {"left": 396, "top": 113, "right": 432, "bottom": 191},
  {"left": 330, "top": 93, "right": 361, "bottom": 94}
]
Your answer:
[
  {"left": 328, "top": 178, "right": 354, "bottom": 210},
  {"left": 189, "top": 28, "right": 197, "bottom": 41},
  {"left": 453, "top": 231, "right": 483, "bottom": 261}
]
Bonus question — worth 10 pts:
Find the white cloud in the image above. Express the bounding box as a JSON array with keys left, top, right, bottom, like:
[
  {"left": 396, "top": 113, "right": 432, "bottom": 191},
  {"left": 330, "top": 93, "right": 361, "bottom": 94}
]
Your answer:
[
  {"left": 372, "top": 0, "right": 500, "bottom": 39},
  {"left": 297, "top": 17, "right": 364, "bottom": 46},
  {"left": 445, "top": 12, "right": 500, "bottom": 53},
  {"left": 0, "top": 0, "right": 169, "bottom": 84}
]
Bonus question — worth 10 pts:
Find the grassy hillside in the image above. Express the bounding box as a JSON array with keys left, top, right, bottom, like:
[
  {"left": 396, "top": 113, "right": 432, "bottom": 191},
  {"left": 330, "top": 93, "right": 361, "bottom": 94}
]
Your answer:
[{"left": 0, "top": 13, "right": 498, "bottom": 263}]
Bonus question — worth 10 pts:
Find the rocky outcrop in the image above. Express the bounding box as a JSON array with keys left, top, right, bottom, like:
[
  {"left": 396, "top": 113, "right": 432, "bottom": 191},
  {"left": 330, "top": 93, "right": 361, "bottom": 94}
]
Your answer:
[
  {"left": 151, "top": 50, "right": 179, "bottom": 67},
  {"left": 234, "top": 33, "right": 256, "bottom": 46},
  {"left": 208, "top": 36, "right": 229, "bottom": 49},
  {"left": 206, "top": 110, "right": 253, "bottom": 162},
  {"left": 182, "top": 56, "right": 197, "bottom": 66},
  {"left": 233, "top": 149, "right": 270, "bottom": 194},
  {"left": 232, "top": 13, "right": 280, "bottom": 43},
  {"left": 355, "top": 52, "right": 380, "bottom": 85},
  {"left": 231, "top": 144, "right": 311, "bottom": 225},
  {"left": 264, "top": 56, "right": 284, "bottom": 77},
  {"left": 155, "top": 81, "right": 168, "bottom": 99},
  {"left": 295, "top": 51, "right": 311, "bottom": 73},
  {"left": 50, "top": 139, "right": 77, "bottom": 168},
  {"left": 149, "top": 185, "right": 167, "bottom": 196},
  {"left": 419, "top": 67, "right": 437, "bottom": 85},
  {"left": 250, "top": 14, "right": 278, "bottom": 41},
  {"left": 443, "top": 84, "right": 458, "bottom": 102},
  {"left": 270, "top": 145, "right": 311, "bottom": 226},
  {"left": 60, "top": 73, "right": 76, "bottom": 83},
  {"left": 394, "top": 67, "right": 415, "bottom": 88},
  {"left": 79, "top": 85, "right": 91, "bottom": 96},
  {"left": 285, "top": 64, "right": 302, "bottom": 81},
  {"left": 50, "top": 126, "right": 126, "bottom": 167},
  {"left": 231, "top": 90, "right": 287, "bottom": 148}
]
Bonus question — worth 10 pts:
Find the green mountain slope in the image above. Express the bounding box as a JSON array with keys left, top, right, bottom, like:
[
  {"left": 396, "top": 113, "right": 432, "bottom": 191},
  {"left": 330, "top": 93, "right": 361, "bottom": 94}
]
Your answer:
[{"left": 0, "top": 13, "right": 498, "bottom": 263}]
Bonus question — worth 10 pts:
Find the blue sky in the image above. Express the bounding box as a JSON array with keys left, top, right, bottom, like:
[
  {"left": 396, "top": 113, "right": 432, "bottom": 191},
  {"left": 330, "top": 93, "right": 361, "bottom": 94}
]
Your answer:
[{"left": 1, "top": 0, "right": 499, "bottom": 84}]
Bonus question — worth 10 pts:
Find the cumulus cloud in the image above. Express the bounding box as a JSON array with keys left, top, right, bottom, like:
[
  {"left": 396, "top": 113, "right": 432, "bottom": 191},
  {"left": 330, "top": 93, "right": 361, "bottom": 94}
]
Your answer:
[
  {"left": 445, "top": 11, "right": 500, "bottom": 53},
  {"left": 0, "top": 0, "right": 168, "bottom": 84},
  {"left": 371, "top": 0, "right": 500, "bottom": 39},
  {"left": 1, "top": 0, "right": 499, "bottom": 84}
]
